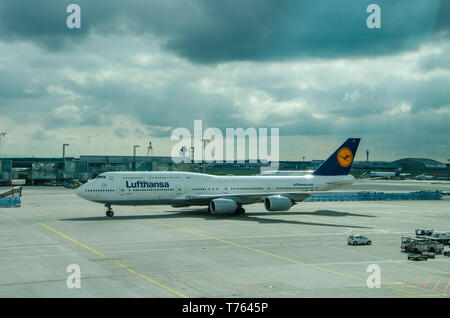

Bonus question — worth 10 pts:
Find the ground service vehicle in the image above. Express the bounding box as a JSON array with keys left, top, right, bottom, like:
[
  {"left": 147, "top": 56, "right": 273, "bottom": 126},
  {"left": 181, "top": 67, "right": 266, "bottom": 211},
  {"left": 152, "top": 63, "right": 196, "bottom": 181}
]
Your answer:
[
  {"left": 401, "top": 236, "right": 444, "bottom": 254},
  {"left": 415, "top": 229, "right": 433, "bottom": 236},
  {"left": 432, "top": 232, "right": 450, "bottom": 245}
]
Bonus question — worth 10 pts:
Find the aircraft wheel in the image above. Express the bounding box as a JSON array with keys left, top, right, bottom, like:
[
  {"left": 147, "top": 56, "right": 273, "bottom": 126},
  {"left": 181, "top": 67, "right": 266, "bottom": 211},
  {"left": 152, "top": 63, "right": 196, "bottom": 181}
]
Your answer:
[
  {"left": 106, "top": 210, "right": 114, "bottom": 217},
  {"left": 236, "top": 207, "right": 245, "bottom": 215}
]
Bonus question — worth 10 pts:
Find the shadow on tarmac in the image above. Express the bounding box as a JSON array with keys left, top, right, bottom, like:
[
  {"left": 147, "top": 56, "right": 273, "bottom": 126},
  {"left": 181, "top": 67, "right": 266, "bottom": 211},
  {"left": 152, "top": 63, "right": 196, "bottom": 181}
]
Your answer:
[{"left": 60, "top": 208, "right": 373, "bottom": 229}]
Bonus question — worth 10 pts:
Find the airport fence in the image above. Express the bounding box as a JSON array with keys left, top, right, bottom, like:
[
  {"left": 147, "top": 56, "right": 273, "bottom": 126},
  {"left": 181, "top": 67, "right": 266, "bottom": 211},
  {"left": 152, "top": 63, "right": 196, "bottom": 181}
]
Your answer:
[
  {"left": 304, "top": 191, "right": 443, "bottom": 202},
  {"left": 0, "top": 197, "right": 21, "bottom": 208}
]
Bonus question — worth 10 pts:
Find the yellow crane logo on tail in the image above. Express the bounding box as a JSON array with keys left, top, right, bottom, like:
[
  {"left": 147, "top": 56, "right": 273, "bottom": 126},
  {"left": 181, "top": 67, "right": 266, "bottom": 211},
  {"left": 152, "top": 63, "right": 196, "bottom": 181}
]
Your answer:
[{"left": 337, "top": 147, "right": 353, "bottom": 167}]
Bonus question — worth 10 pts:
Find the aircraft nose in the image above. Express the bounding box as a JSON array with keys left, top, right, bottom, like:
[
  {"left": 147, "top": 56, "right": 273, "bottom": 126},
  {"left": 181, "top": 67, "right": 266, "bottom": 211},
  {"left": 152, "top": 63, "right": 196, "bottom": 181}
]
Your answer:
[{"left": 75, "top": 184, "right": 85, "bottom": 197}]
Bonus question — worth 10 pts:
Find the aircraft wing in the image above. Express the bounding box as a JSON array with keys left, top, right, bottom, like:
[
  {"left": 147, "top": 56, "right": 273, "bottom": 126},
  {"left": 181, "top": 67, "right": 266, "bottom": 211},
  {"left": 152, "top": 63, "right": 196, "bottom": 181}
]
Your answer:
[{"left": 184, "top": 191, "right": 316, "bottom": 205}]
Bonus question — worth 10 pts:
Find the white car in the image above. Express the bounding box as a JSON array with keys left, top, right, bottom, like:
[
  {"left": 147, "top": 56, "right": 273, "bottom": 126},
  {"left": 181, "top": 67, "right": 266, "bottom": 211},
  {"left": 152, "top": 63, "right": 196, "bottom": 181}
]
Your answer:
[{"left": 347, "top": 235, "right": 372, "bottom": 245}]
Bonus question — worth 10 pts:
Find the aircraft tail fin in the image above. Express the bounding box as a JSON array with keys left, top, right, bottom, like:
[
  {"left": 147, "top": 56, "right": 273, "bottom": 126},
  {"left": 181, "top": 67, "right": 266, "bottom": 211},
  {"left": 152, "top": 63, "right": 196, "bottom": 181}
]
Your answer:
[{"left": 313, "top": 138, "right": 360, "bottom": 176}]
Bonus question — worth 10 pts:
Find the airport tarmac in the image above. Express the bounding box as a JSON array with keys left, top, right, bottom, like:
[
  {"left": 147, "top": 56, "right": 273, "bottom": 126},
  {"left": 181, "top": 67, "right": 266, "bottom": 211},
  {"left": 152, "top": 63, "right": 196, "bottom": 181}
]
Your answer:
[{"left": 0, "top": 180, "right": 449, "bottom": 298}]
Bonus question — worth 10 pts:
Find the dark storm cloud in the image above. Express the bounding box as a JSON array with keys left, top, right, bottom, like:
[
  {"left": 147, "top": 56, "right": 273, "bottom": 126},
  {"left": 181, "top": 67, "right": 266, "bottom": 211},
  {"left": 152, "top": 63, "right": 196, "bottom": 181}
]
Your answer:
[
  {"left": 0, "top": 1, "right": 448, "bottom": 160},
  {"left": 164, "top": 0, "right": 442, "bottom": 63},
  {"left": 61, "top": 68, "right": 241, "bottom": 133},
  {"left": 1, "top": 28, "right": 448, "bottom": 141},
  {"left": 436, "top": 0, "right": 450, "bottom": 34},
  {"left": 0, "top": 1, "right": 88, "bottom": 49},
  {"left": 0, "top": 0, "right": 444, "bottom": 62}
]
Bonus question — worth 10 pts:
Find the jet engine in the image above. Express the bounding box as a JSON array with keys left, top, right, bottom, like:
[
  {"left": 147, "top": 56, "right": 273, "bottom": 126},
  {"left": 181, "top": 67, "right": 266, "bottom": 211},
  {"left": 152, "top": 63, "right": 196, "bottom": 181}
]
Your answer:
[
  {"left": 264, "top": 195, "right": 293, "bottom": 211},
  {"left": 209, "top": 198, "right": 238, "bottom": 215}
]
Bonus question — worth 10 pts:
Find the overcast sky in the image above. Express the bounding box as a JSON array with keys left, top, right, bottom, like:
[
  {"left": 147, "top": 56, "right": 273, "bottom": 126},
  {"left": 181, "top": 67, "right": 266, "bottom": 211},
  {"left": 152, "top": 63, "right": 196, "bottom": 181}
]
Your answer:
[{"left": 0, "top": 0, "right": 449, "bottom": 162}]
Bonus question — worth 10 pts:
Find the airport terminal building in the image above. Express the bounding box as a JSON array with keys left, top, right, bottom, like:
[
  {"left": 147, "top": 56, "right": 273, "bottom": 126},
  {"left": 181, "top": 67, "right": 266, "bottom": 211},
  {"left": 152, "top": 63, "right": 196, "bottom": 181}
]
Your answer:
[
  {"left": 1, "top": 156, "right": 449, "bottom": 186},
  {"left": 0, "top": 156, "right": 188, "bottom": 185}
]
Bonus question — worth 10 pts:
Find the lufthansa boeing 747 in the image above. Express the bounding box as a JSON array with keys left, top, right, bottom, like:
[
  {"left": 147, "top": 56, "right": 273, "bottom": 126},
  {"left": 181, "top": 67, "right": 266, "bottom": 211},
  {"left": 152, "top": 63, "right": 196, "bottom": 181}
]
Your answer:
[{"left": 75, "top": 138, "right": 360, "bottom": 217}]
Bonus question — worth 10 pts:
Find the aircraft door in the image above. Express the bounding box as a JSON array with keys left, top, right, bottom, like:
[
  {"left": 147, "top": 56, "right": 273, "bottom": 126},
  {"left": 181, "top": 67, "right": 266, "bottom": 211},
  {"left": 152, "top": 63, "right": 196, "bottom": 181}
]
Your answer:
[
  {"left": 175, "top": 184, "right": 183, "bottom": 195},
  {"left": 118, "top": 177, "right": 125, "bottom": 196},
  {"left": 118, "top": 178, "right": 132, "bottom": 196}
]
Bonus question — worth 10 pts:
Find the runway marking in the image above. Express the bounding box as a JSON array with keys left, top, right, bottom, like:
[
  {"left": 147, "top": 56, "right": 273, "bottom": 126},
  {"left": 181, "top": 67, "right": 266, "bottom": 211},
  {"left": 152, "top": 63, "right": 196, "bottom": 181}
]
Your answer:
[
  {"left": 148, "top": 219, "right": 364, "bottom": 281},
  {"left": 444, "top": 281, "right": 450, "bottom": 294},
  {"left": 0, "top": 231, "right": 386, "bottom": 251},
  {"left": 381, "top": 275, "right": 450, "bottom": 297},
  {"left": 148, "top": 219, "right": 440, "bottom": 298},
  {"left": 433, "top": 280, "right": 441, "bottom": 291},
  {"left": 422, "top": 276, "right": 431, "bottom": 288},
  {"left": 38, "top": 222, "right": 187, "bottom": 298}
]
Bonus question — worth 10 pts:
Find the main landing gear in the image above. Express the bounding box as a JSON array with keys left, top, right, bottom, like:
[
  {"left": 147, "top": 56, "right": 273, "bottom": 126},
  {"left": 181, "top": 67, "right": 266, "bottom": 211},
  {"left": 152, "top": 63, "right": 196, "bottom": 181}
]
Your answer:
[
  {"left": 105, "top": 204, "right": 114, "bottom": 217},
  {"left": 235, "top": 206, "right": 246, "bottom": 215}
]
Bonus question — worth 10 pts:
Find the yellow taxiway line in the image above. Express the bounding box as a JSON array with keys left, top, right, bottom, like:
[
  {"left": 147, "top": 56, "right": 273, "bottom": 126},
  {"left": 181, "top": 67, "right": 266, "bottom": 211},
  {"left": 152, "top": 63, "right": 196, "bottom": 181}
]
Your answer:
[
  {"left": 39, "top": 222, "right": 187, "bottom": 298},
  {"left": 149, "top": 219, "right": 445, "bottom": 298}
]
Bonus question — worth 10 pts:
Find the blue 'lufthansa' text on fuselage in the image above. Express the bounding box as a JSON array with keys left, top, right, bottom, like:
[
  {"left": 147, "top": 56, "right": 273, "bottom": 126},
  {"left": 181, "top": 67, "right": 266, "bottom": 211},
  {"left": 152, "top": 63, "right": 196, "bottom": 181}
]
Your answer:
[{"left": 126, "top": 181, "right": 170, "bottom": 188}]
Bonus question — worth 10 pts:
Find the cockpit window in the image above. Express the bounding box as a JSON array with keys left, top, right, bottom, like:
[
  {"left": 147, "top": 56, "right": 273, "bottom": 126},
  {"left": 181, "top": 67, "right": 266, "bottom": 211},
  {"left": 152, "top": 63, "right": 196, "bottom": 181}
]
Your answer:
[{"left": 96, "top": 175, "right": 106, "bottom": 179}]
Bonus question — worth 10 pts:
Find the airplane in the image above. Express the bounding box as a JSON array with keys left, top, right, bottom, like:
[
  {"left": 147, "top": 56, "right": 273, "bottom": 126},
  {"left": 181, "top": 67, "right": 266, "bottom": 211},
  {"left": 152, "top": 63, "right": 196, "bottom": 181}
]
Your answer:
[
  {"left": 364, "top": 167, "right": 410, "bottom": 179},
  {"left": 414, "top": 172, "right": 436, "bottom": 180},
  {"left": 75, "top": 138, "right": 360, "bottom": 217}
]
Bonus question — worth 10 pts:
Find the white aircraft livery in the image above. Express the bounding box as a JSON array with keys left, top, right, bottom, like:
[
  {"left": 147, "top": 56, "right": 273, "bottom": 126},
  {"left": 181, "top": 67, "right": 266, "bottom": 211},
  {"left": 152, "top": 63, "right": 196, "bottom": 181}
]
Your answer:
[
  {"left": 75, "top": 138, "right": 360, "bottom": 217},
  {"left": 260, "top": 170, "right": 315, "bottom": 176}
]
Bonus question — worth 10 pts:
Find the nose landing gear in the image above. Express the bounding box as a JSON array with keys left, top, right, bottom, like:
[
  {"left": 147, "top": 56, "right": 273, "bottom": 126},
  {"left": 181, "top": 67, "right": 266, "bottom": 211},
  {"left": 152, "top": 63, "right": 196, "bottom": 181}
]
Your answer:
[{"left": 105, "top": 204, "right": 114, "bottom": 217}]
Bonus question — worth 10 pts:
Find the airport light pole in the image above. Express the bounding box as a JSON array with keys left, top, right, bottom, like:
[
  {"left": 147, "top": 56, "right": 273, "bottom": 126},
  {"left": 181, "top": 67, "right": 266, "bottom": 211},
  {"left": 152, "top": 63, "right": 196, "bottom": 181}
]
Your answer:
[
  {"left": 0, "top": 132, "right": 6, "bottom": 158},
  {"left": 133, "top": 145, "right": 140, "bottom": 171},
  {"left": 62, "top": 143, "right": 69, "bottom": 159},
  {"left": 190, "top": 146, "right": 195, "bottom": 163}
]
